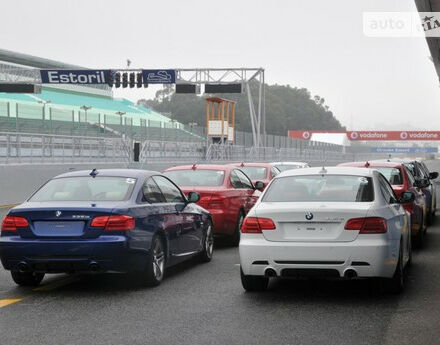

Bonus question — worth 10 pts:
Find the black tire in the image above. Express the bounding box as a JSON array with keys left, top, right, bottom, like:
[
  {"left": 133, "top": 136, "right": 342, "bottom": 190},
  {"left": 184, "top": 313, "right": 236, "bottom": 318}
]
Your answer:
[
  {"left": 140, "top": 235, "right": 165, "bottom": 287},
  {"left": 240, "top": 268, "right": 268, "bottom": 292},
  {"left": 385, "top": 243, "right": 404, "bottom": 294},
  {"left": 199, "top": 220, "right": 214, "bottom": 263},
  {"left": 230, "top": 211, "right": 244, "bottom": 247},
  {"left": 11, "top": 271, "right": 44, "bottom": 287}
]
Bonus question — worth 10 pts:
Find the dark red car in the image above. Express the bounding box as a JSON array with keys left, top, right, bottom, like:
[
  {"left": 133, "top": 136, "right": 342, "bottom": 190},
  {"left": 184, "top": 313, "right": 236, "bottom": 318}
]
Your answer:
[
  {"left": 163, "top": 164, "right": 261, "bottom": 245},
  {"left": 338, "top": 161, "right": 427, "bottom": 245},
  {"left": 228, "top": 162, "right": 280, "bottom": 190}
]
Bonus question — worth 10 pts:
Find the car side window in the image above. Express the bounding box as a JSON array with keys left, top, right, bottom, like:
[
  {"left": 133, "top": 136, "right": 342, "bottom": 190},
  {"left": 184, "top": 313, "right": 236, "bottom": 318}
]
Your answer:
[
  {"left": 235, "top": 169, "right": 254, "bottom": 189},
  {"left": 414, "top": 163, "right": 425, "bottom": 179},
  {"left": 270, "top": 167, "right": 280, "bottom": 178},
  {"left": 378, "top": 174, "right": 397, "bottom": 204},
  {"left": 141, "top": 178, "right": 166, "bottom": 203},
  {"left": 404, "top": 166, "right": 415, "bottom": 186},
  {"left": 230, "top": 170, "right": 243, "bottom": 189},
  {"left": 152, "top": 176, "right": 185, "bottom": 203}
]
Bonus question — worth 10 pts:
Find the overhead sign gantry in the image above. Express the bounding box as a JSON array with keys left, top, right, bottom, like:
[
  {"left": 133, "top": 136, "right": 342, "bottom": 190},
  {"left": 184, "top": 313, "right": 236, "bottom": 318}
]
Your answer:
[{"left": 0, "top": 67, "right": 266, "bottom": 148}]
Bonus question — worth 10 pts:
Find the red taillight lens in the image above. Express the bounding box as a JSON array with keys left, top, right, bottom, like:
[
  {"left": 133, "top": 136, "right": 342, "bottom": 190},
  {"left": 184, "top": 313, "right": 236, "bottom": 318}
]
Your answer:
[
  {"left": 91, "top": 215, "right": 135, "bottom": 231},
  {"left": 241, "top": 217, "right": 276, "bottom": 233},
  {"left": 90, "top": 216, "right": 109, "bottom": 228},
  {"left": 344, "top": 217, "right": 387, "bottom": 234},
  {"left": 1, "top": 216, "right": 29, "bottom": 232}
]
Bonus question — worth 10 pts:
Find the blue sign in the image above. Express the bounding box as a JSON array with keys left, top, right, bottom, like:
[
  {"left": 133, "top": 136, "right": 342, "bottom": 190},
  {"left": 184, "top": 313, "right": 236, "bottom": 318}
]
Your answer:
[
  {"left": 142, "top": 69, "right": 176, "bottom": 84},
  {"left": 371, "top": 147, "right": 438, "bottom": 154},
  {"left": 41, "top": 70, "right": 111, "bottom": 84}
]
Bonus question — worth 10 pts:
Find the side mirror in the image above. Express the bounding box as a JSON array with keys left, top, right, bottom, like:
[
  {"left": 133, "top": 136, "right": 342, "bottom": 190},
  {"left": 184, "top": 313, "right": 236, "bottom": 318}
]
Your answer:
[
  {"left": 415, "top": 178, "right": 430, "bottom": 188},
  {"left": 414, "top": 179, "right": 423, "bottom": 188},
  {"left": 254, "top": 181, "right": 265, "bottom": 190},
  {"left": 400, "top": 191, "right": 415, "bottom": 203},
  {"left": 429, "top": 171, "right": 439, "bottom": 180},
  {"left": 422, "top": 178, "right": 431, "bottom": 187},
  {"left": 187, "top": 191, "right": 200, "bottom": 204}
]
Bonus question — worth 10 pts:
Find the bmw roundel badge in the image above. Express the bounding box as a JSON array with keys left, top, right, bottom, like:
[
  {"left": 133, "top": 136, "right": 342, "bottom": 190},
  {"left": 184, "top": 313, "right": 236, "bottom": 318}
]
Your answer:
[{"left": 305, "top": 212, "right": 313, "bottom": 220}]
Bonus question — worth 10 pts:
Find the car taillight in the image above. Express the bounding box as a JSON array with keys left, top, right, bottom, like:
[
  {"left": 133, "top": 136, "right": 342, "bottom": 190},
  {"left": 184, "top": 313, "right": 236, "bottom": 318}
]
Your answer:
[
  {"left": 241, "top": 217, "right": 276, "bottom": 233},
  {"left": 344, "top": 217, "right": 387, "bottom": 234},
  {"left": 1, "top": 216, "right": 29, "bottom": 232},
  {"left": 91, "top": 215, "right": 135, "bottom": 231}
]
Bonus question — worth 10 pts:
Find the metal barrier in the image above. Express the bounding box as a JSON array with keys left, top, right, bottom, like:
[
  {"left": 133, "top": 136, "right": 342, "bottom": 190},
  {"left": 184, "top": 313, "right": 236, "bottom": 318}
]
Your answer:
[
  {"left": 0, "top": 132, "right": 129, "bottom": 164},
  {"left": 0, "top": 100, "right": 393, "bottom": 165}
]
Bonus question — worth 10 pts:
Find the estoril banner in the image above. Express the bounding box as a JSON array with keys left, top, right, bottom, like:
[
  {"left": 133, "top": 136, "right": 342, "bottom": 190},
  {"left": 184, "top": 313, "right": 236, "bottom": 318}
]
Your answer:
[
  {"left": 347, "top": 131, "right": 440, "bottom": 141},
  {"left": 40, "top": 70, "right": 111, "bottom": 84},
  {"left": 288, "top": 130, "right": 440, "bottom": 141}
]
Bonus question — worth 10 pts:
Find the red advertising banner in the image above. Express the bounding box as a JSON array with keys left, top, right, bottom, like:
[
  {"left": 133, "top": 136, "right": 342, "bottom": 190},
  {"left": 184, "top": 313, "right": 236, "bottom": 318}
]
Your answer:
[
  {"left": 346, "top": 131, "right": 440, "bottom": 141},
  {"left": 288, "top": 130, "right": 440, "bottom": 141}
]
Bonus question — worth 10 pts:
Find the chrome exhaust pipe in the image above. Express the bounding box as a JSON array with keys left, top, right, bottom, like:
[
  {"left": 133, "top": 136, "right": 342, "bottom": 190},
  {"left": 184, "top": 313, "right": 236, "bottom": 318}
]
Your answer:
[
  {"left": 344, "top": 269, "right": 357, "bottom": 279},
  {"left": 264, "top": 268, "right": 277, "bottom": 277},
  {"left": 89, "top": 262, "right": 100, "bottom": 272},
  {"left": 17, "top": 262, "right": 30, "bottom": 273}
]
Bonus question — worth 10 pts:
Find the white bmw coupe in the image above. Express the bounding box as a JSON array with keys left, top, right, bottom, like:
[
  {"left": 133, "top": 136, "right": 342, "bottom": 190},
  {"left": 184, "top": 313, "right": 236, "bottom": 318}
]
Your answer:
[{"left": 239, "top": 166, "right": 412, "bottom": 293}]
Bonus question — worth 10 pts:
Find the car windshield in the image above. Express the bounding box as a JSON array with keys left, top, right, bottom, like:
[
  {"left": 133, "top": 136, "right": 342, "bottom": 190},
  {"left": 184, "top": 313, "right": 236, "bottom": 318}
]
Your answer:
[
  {"left": 164, "top": 170, "right": 225, "bottom": 187},
  {"left": 263, "top": 175, "right": 374, "bottom": 202},
  {"left": 239, "top": 167, "right": 267, "bottom": 180},
  {"left": 275, "top": 164, "right": 302, "bottom": 172},
  {"left": 374, "top": 167, "right": 403, "bottom": 185},
  {"left": 29, "top": 176, "right": 136, "bottom": 202}
]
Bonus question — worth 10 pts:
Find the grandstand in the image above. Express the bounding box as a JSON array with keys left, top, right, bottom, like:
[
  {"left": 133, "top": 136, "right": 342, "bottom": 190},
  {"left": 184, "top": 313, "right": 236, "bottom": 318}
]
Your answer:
[{"left": 0, "top": 49, "right": 203, "bottom": 142}]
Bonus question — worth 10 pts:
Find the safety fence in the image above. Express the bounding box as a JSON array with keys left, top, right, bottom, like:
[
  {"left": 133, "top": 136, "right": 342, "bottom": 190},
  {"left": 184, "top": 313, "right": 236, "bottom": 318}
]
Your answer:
[
  {"left": 0, "top": 100, "right": 344, "bottom": 151},
  {"left": 0, "top": 132, "right": 387, "bottom": 165}
]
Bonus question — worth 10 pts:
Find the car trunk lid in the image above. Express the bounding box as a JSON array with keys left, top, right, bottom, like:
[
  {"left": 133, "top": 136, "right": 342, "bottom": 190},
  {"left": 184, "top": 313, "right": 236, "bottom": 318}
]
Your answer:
[
  {"left": 255, "top": 202, "right": 372, "bottom": 242},
  {"left": 9, "top": 201, "right": 119, "bottom": 239}
]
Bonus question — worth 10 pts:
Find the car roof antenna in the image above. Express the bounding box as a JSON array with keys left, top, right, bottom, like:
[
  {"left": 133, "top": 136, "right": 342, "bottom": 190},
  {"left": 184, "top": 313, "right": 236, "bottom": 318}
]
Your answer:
[
  {"left": 90, "top": 168, "right": 99, "bottom": 178},
  {"left": 191, "top": 164, "right": 197, "bottom": 170},
  {"left": 319, "top": 166, "right": 327, "bottom": 175}
]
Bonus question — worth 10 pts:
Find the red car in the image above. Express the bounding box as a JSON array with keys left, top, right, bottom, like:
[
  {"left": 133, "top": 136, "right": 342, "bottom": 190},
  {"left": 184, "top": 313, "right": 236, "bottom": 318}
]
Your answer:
[
  {"left": 163, "top": 164, "right": 261, "bottom": 245},
  {"left": 338, "top": 161, "right": 427, "bottom": 245},
  {"left": 228, "top": 162, "right": 280, "bottom": 190}
]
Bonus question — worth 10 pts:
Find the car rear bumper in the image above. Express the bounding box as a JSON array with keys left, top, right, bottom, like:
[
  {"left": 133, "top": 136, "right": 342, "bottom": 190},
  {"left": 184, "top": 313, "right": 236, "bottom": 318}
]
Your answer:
[
  {"left": 239, "top": 235, "right": 399, "bottom": 279},
  {"left": 0, "top": 235, "right": 149, "bottom": 273}
]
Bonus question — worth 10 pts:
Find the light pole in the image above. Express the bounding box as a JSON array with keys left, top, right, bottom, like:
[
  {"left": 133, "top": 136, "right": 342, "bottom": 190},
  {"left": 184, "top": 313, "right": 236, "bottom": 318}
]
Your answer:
[
  {"left": 80, "top": 105, "right": 92, "bottom": 123},
  {"left": 38, "top": 100, "right": 51, "bottom": 120},
  {"left": 80, "top": 105, "right": 92, "bottom": 136},
  {"left": 115, "top": 111, "right": 126, "bottom": 126}
]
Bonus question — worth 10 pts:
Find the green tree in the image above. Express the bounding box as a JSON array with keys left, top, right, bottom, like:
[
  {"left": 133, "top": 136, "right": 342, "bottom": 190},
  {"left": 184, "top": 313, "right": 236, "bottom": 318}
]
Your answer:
[{"left": 138, "top": 83, "right": 345, "bottom": 135}]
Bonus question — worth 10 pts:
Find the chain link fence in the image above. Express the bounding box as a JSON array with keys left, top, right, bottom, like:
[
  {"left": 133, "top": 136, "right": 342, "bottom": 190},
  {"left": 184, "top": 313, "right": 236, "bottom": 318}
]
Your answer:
[{"left": 0, "top": 100, "right": 389, "bottom": 165}]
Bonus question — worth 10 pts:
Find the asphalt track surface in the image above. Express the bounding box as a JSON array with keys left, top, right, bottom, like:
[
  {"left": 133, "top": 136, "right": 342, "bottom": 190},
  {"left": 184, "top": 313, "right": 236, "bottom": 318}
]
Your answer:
[{"left": 0, "top": 162, "right": 440, "bottom": 345}]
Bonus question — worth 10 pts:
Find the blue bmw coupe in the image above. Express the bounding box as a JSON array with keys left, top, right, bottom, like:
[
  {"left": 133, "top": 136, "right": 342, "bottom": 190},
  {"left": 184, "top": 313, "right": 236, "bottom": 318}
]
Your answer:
[{"left": 0, "top": 169, "right": 213, "bottom": 287}]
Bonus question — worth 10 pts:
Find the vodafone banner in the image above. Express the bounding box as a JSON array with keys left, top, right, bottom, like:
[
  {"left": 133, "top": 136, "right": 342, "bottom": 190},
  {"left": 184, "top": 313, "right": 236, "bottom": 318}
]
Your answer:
[
  {"left": 288, "top": 130, "right": 440, "bottom": 141},
  {"left": 347, "top": 131, "right": 440, "bottom": 141}
]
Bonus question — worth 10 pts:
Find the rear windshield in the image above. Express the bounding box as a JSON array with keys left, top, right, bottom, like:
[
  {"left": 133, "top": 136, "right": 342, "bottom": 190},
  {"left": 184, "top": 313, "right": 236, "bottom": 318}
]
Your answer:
[
  {"left": 164, "top": 170, "right": 225, "bottom": 187},
  {"left": 374, "top": 167, "right": 403, "bottom": 185},
  {"left": 275, "top": 165, "right": 302, "bottom": 172},
  {"left": 239, "top": 167, "right": 267, "bottom": 180},
  {"left": 263, "top": 175, "right": 374, "bottom": 202},
  {"left": 29, "top": 176, "right": 136, "bottom": 202}
]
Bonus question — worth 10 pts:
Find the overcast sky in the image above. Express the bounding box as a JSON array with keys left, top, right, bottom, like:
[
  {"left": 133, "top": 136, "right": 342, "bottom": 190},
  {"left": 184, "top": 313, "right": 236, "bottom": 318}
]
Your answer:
[{"left": 1, "top": 0, "right": 439, "bottom": 130}]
